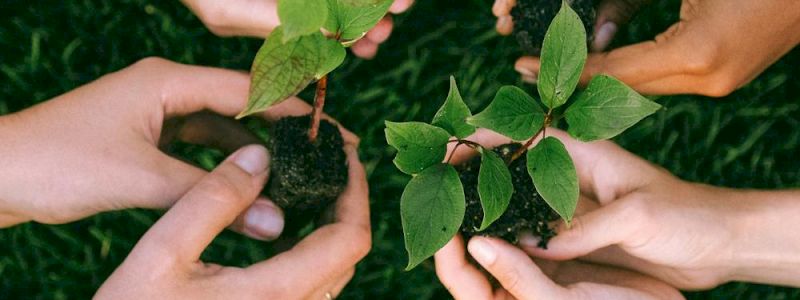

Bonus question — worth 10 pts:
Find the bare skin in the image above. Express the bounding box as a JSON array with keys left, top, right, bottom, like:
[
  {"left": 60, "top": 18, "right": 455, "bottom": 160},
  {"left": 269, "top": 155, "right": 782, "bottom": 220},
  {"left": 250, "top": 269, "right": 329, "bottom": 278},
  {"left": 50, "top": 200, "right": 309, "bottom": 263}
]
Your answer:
[
  {"left": 437, "top": 129, "right": 800, "bottom": 296},
  {"left": 494, "top": 0, "right": 800, "bottom": 96},
  {"left": 181, "top": 0, "right": 415, "bottom": 59}
]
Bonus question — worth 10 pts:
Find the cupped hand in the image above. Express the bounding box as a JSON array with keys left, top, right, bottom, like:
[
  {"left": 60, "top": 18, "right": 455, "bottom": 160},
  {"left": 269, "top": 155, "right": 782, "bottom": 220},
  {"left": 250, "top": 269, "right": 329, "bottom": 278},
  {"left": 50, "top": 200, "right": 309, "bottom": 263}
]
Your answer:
[
  {"left": 495, "top": 0, "right": 800, "bottom": 96},
  {"left": 434, "top": 234, "right": 683, "bottom": 300},
  {"left": 96, "top": 144, "right": 371, "bottom": 299},
  {"left": 181, "top": 0, "right": 414, "bottom": 59},
  {"left": 449, "top": 129, "right": 740, "bottom": 289},
  {"left": 0, "top": 57, "right": 355, "bottom": 240}
]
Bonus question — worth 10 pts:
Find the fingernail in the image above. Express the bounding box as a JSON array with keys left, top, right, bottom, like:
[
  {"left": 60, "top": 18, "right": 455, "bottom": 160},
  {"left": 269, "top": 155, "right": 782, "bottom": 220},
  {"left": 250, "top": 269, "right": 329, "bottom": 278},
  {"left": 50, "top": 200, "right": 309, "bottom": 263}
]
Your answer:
[
  {"left": 233, "top": 145, "right": 269, "bottom": 175},
  {"left": 592, "top": 22, "right": 617, "bottom": 52},
  {"left": 468, "top": 238, "right": 497, "bottom": 265},
  {"left": 244, "top": 200, "right": 284, "bottom": 240},
  {"left": 518, "top": 232, "right": 541, "bottom": 247}
]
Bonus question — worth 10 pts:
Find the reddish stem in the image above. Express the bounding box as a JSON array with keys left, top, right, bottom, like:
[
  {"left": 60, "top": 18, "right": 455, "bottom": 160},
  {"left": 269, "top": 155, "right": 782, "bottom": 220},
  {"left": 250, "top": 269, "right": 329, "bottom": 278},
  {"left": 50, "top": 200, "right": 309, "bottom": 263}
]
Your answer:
[
  {"left": 509, "top": 113, "right": 553, "bottom": 163},
  {"left": 308, "top": 75, "right": 328, "bottom": 143}
]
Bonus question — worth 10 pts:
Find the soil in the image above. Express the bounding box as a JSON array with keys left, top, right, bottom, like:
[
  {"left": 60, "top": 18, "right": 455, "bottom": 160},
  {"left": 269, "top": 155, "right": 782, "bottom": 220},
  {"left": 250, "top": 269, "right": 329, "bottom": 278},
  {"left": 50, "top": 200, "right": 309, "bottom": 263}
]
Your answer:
[
  {"left": 458, "top": 143, "right": 559, "bottom": 248},
  {"left": 511, "top": 0, "right": 596, "bottom": 55},
  {"left": 265, "top": 115, "right": 348, "bottom": 220}
]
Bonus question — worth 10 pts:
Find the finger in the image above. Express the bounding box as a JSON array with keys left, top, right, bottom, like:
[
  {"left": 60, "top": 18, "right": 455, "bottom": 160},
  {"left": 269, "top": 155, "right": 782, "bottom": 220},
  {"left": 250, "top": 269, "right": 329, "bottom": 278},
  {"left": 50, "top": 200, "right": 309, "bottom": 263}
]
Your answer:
[
  {"left": 163, "top": 111, "right": 262, "bottom": 153},
  {"left": 312, "top": 268, "right": 355, "bottom": 299},
  {"left": 135, "top": 145, "right": 270, "bottom": 262},
  {"left": 468, "top": 237, "right": 570, "bottom": 299},
  {"left": 492, "top": 0, "right": 516, "bottom": 17},
  {"left": 596, "top": 0, "right": 649, "bottom": 26},
  {"left": 243, "top": 145, "right": 370, "bottom": 291},
  {"left": 351, "top": 38, "right": 379, "bottom": 59},
  {"left": 496, "top": 15, "right": 514, "bottom": 36},
  {"left": 389, "top": 0, "right": 414, "bottom": 14},
  {"left": 543, "top": 260, "right": 684, "bottom": 300},
  {"left": 366, "top": 17, "right": 393, "bottom": 44},
  {"left": 229, "top": 197, "right": 284, "bottom": 241},
  {"left": 434, "top": 235, "right": 495, "bottom": 300},
  {"left": 515, "top": 56, "right": 540, "bottom": 83},
  {"left": 520, "top": 196, "right": 640, "bottom": 261}
]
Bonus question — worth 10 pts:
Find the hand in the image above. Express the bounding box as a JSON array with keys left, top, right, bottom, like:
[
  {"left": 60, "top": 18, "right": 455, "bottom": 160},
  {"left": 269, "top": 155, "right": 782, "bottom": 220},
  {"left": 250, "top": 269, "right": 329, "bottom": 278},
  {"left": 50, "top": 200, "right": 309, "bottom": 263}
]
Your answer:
[
  {"left": 434, "top": 235, "right": 683, "bottom": 299},
  {"left": 181, "top": 0, "right": 414, "bottom": 59},
  {"left": 494, "top": 0, "right": 800, "bottom": 96},
  {"left": 452, "top": 129, "right": 800, "bottom": 289},
  {"left": 0, "top": 57, "right": 355, "bottom": 239},
  {"left": 96, "top": 144, "right": 371, "bottom": 299}
]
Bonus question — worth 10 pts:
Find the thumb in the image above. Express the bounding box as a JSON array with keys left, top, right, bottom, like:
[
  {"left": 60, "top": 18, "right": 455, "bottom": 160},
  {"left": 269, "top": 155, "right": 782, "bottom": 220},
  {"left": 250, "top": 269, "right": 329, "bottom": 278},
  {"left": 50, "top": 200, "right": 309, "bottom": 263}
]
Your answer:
[
  {"left": 468, "top": 237, "right": 570, "bottom": 299},
  {"left": 135, "top": 145, "right": 271, "bottom": 263},
  {"left": 519, "top": 196, "right": 640, "bottom": 261},
  {"left": 593, "top": 0, "right": 651, "bottom": 51}
]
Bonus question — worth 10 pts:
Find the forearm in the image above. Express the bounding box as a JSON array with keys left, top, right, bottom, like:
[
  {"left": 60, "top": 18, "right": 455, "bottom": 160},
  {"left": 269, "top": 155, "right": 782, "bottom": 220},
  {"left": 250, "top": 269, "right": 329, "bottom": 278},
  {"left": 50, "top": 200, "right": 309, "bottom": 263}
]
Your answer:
[
  {"left": 0, "top": 113, "right": 33, "bottom": 227},
  {"left": 727, "top": 189, "right": 800, "bottom": 286}
]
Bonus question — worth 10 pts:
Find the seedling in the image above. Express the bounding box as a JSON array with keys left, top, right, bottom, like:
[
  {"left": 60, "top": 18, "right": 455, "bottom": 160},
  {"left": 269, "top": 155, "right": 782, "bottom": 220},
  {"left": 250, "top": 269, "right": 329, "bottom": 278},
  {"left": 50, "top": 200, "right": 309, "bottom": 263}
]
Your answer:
[
  {"left": 235, "top": 0, "right": 392, "bottom": 219},
  {"left": 386, "top": 1, "right": 661, "bottom": 270}
]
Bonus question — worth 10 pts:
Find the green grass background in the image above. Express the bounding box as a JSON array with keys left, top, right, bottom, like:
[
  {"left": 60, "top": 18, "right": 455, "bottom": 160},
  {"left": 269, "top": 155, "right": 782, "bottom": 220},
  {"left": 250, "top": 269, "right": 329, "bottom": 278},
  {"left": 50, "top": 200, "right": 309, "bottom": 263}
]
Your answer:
[{"left": 1, "top": 0, "right": 799, "bottom": 299}]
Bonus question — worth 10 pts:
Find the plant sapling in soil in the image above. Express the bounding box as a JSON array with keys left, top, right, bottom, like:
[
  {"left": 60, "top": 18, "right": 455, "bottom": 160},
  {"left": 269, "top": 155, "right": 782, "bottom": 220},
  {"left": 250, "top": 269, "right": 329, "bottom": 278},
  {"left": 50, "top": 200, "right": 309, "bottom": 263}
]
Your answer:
[
  {"left": 386, "top": 1, "right": 662, "bottom": 270},
  {"left": 236, "top": 0, "right": 393, "bottom": 226}
]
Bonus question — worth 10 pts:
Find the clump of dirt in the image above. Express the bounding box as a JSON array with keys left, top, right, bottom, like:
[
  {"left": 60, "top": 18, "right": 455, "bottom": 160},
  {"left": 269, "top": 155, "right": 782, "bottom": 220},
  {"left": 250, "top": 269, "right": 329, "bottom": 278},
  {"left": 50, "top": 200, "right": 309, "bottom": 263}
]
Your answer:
[
  {"left": 458, "top": 143, "right": 558, "bottom": 247},
  {"left": 512, "top": 0, "right": 596, "bottom": 55},
  {"left": 266, "top": 115, "right": 348, "bottom": 217}
]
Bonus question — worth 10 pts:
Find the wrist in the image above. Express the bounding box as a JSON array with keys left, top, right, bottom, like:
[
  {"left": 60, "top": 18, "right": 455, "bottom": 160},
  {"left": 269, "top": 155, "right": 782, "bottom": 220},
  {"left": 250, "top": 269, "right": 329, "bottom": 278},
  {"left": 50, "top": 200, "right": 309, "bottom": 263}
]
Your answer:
[
  {"left": 0, "top": 113, "right": 33, "bottom": 227},
  {"left": 726, "top": 189, "right": 800, "bottom": 286}
]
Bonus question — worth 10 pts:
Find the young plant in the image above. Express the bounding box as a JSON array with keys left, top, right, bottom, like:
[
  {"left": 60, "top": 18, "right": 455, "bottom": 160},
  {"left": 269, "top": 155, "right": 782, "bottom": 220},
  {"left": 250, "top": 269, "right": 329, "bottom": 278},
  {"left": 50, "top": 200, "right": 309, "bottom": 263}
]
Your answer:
[
  {"left": 235, "top": 0, "right": 392, "bottom": 218},
  {"left": 386, "top": 1, "right": 662, "bottom": 270}
]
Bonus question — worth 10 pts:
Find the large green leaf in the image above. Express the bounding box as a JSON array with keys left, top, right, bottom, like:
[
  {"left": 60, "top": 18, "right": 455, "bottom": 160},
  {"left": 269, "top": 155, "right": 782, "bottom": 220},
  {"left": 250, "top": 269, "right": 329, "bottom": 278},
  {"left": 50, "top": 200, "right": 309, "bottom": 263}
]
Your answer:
[
  {"left": 238, "top": 29, "right": 345, "bottom": 118},
  {"left": 527, "top": 137, "right": 579, "bottom": 224},
  {"left": 324, "top": 0, "right": 392, "bottom": 41},
  {"left": 537, "top": 0, "right": 587, "bottom": 109},
  {"left": 401, "top": 164, "right": 465, "bottom": 270},
  {"left": 477, "top": 149, "right": 513, "bottom": 230},
  {"left": 466, "top": 86, "right": 545, "bottom": 141},
  {"left": 566, "top": 75, "right": 662, "bottom": 141},
  {"left": 385, "top": 121, "right": 450, "bottom": 175},
  {"left": 341, "top": 0, "right": 383, "bottom": 6},
  {"left": 278, "top": 0, "right": 328, "bottom": 42},
  {"left": 432, "top": 76, "right": 475, "bottom": 139}
]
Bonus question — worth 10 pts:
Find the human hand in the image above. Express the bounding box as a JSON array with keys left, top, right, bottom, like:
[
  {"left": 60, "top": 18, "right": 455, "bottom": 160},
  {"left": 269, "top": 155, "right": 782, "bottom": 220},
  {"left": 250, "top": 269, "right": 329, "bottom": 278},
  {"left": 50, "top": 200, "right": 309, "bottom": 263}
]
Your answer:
[
  {"left": 0, "top": 57, "right": 355, "bottom": 238},
  {"left": 181, "top": 0, "right": 414, "bottom": 59},
  {"left": 434, "top": 234, "right": 683, "bottom": 299},
  {"left": 494, "top": 0, "right": 800, "bottom": 96},
  {"left": 442, "top": 128, "right": 742, "bottom": 290},
  {"left": 96, "top": 144, "right": 371, "bottom": 299}
]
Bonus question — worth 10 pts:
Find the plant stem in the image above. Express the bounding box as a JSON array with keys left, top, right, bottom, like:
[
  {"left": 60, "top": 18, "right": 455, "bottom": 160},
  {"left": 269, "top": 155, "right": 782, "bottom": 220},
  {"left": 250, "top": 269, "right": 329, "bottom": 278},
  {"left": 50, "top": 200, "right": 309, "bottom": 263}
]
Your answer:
[
  {"left": 308, "top": 75, "right": 328, "bottom": 143},
  {"left": 509, "top": 112, "right": 553, "bottom": 163}
]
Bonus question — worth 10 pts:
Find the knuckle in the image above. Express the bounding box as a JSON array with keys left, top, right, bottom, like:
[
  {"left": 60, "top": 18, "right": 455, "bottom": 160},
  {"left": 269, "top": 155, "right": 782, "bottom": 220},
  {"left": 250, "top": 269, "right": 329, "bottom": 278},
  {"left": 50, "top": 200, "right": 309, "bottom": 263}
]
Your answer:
[
  {"left": 131, "top": 56, "right": 172, "bottom": 71},
  {"left": 497, "top": 266, "right": 523, "bottom": 293},
  {"left": 698, "top": 74, "right": 738, "bottom": 97}
]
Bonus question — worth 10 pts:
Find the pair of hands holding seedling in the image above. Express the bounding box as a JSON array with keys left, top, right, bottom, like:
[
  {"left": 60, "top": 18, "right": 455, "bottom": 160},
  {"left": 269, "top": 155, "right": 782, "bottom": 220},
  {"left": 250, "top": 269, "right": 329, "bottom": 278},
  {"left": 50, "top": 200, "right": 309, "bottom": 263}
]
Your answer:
[
  {"left": 495, "top": 0, "right": 800, "bottom": 96},
  {"left": 0, "top": 58, "right": 370, "bottom": 299},
  {"left": 434, "top": 129, "right": 800, "bottom": 299}
]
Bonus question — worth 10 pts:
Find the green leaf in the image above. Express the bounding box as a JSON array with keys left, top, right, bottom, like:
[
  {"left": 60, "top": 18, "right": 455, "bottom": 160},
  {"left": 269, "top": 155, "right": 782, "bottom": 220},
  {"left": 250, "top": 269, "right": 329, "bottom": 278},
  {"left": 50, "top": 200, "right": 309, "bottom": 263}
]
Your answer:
[
  {"left": 340, "top": 0, "right": 382, "bottom": 6},
  {"left": 565, "top": 75, "right": 662, "bottom": 141},
  {"left": 527, "top": 137, "right": 579, "bottom": 224},
  {"left": 432, "top": 76, "right": 475, "bottom": 139},
  {"left": 466, "top": 86, "right": 545, "bottom": 140},
  {"left": 537, "top": 0, "right": 587, "bottom": 109},
  {"left": 477, "top": 149, "right": 513, "bottom": 230},
  {"left": 278, "top": 0, "right": 328, "bottom": 42},
  {"left": 324, "top": 0, "right": 392, "bottom": 41},
  {"left": 385, "top": 121, "right": 450, "bottom": 175},
  {"left": 238, "top": 29, "right": 345, "bottom": 118},
  {"left": 401, "top": 164, "right": 465, "bottom": 270}
]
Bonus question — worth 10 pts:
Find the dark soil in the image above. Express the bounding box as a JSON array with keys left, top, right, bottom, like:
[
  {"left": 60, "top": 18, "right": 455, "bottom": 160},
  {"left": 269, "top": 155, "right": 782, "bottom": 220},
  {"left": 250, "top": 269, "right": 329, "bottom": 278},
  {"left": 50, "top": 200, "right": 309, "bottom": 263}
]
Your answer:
[
  {"left": 458, "top": 143, "right": 558, "bottom": 247},
  {"left": 266, "top": 115, "right": 348, "bottom": 218},
  {"left": 512, "top": 0, "right": 596, "bottom": 55}
]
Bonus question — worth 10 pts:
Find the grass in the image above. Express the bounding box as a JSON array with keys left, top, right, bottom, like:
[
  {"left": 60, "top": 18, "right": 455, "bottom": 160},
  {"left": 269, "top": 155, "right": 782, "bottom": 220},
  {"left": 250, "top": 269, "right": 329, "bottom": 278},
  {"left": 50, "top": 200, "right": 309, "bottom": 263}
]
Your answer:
[{"left": 1, "top": 0, "right": 799, "bottom": 299}]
